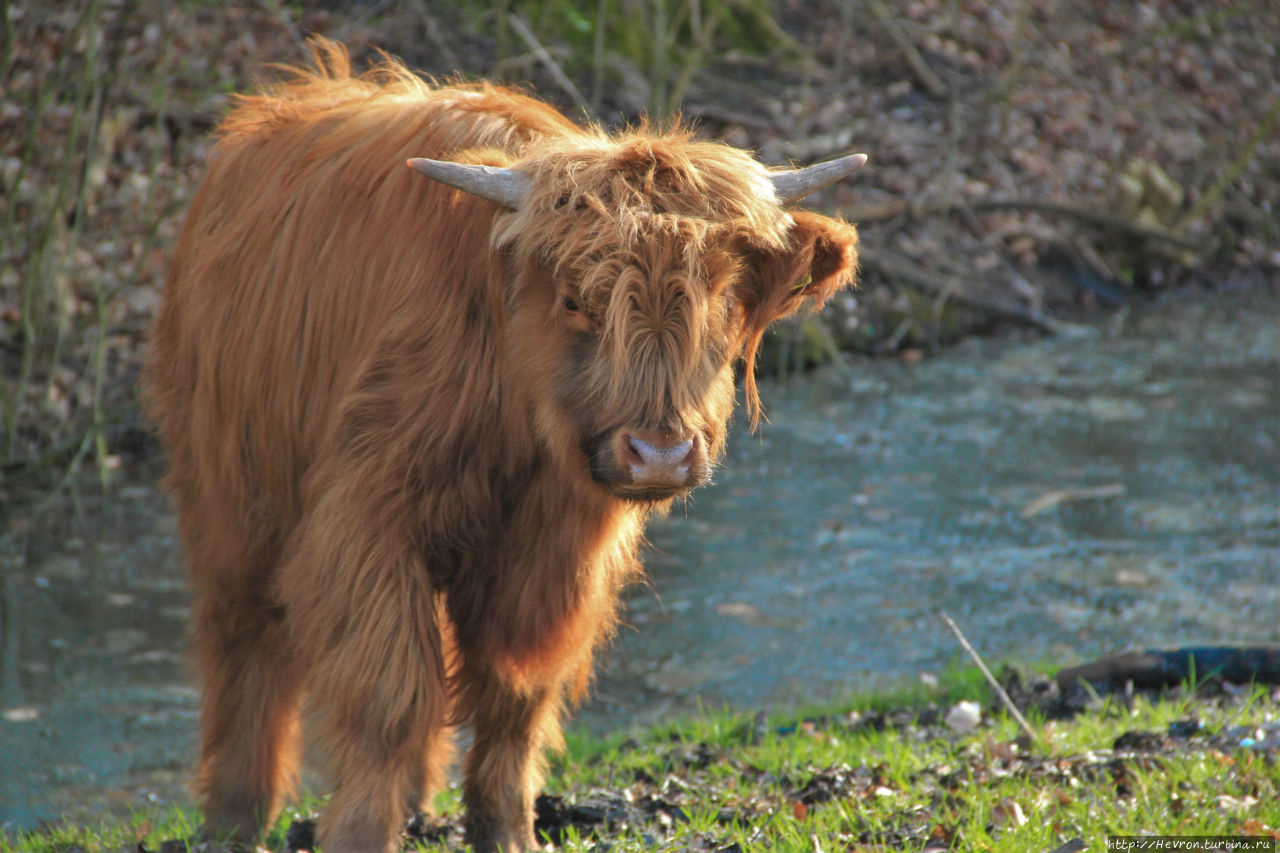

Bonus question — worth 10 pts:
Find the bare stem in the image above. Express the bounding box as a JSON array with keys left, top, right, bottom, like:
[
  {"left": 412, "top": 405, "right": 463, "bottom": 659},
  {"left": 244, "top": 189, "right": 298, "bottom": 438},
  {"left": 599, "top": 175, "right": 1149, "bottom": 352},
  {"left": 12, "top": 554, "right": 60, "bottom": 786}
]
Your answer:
[
  {"left": 507, "top": 12, "right": 592, "bottom": 117},
  {"left": 939, "top": 610, "right": 1039, "bottom": 743}
]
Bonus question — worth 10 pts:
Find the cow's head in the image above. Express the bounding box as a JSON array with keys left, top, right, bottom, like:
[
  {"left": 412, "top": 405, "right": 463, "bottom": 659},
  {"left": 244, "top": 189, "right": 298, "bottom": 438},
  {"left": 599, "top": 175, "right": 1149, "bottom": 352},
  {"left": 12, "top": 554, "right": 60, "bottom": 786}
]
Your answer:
[{"left": 409, "top": 134, "right": 862, "bottom": 503}]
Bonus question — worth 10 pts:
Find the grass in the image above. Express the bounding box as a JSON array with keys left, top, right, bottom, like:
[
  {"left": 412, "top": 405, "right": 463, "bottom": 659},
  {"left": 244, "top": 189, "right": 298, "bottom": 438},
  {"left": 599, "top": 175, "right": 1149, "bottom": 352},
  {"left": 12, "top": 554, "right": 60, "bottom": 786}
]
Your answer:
[
  {"left": 537, "top": 683, "right": 1280, "bottom": 851},
  {"left": 460, "top": 0, "right": 786, "bottom": 120},
  {"left": 4, "top": 670, "right": 1278, "bottom": 852}
]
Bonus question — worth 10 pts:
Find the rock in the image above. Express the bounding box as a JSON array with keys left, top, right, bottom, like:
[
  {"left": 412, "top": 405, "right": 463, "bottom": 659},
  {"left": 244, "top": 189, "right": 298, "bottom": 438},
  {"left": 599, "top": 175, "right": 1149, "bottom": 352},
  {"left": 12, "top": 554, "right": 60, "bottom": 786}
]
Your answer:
[{"left": 944, "top": 701, "right": 982, "bottom": 734}]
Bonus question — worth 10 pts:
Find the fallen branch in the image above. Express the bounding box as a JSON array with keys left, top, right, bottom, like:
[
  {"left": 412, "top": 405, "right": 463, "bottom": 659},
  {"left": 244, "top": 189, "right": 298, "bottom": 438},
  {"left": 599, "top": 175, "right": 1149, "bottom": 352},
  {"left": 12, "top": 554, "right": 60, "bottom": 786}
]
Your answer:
[
  {"left": 845, "top": 197, "right": 1209, "bottom": 254},
  {"left": 939, "top": 610, "right": 1039, "bottom": 744},
  {"left": 858, "top": 245, "right": 1082, "bottom": 336},
  {"left": 1055, "top": 647, "right": 1280, "bottom": 692},
  {"left": 969, "top": 198, "right": 1208, "bottom": 253},
  {"left": 867, "top": 0, "right": 948, "bottom": 99},
  {"left": 0, "top": 402, "right": 134, "bottom": 485}
]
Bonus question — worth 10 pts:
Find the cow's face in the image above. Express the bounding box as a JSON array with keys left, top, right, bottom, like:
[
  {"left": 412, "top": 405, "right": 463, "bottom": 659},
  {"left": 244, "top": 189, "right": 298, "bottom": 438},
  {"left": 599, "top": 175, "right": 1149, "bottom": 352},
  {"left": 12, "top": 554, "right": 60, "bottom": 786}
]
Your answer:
[
  {"left": 533, "top": 221, "right": 742, "bottom": 502},
  {"left": 412, "top": 136, "right": 861, "bottom": 503}
]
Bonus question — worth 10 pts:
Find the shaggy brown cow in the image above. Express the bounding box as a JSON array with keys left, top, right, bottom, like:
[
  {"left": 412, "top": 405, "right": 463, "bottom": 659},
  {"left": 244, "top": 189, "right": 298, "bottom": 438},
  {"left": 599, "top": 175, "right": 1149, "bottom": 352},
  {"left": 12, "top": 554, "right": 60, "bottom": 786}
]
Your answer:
[{"left": 145, "top": 39, "right": 862, "bottom": 853}]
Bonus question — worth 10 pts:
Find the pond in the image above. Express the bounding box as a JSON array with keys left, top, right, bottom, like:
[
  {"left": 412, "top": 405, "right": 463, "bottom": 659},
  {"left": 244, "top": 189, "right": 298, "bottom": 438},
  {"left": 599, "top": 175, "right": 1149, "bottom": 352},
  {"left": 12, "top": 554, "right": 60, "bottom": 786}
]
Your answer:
[{"left": 2, "top": 288, "right": 1276, "bottom": 830}]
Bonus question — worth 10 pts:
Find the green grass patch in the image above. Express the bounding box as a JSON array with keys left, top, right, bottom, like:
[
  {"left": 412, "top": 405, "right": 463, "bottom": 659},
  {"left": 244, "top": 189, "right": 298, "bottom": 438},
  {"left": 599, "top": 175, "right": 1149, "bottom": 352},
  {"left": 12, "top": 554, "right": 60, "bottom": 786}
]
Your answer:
[{"left": 5, "top": 672, "right": 1279, "bottom": 852}]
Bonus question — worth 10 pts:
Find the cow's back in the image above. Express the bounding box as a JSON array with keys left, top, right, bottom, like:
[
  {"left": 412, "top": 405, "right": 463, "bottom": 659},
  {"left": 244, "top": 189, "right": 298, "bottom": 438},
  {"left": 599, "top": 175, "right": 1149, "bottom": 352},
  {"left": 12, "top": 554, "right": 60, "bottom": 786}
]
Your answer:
[{"left": 145, "top": 50, "right": 576, "bottom": 563}]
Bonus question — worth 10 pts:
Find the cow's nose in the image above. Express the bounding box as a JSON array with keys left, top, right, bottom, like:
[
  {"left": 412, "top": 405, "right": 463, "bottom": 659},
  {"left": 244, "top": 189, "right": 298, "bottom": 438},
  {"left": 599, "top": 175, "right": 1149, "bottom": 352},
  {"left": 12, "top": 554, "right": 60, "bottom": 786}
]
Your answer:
[{"left": 621, "top": 432, "right": 696, "bottom": 487}]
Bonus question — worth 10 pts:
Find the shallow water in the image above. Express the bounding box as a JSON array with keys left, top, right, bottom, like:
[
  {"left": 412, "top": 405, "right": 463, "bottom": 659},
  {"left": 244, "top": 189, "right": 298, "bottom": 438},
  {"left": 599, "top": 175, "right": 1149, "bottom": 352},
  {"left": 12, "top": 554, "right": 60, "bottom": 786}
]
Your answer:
[
  {"left": 596, "top": 290, "right": 1279, "bottom": 728},
  {"left": 2, "top": 289, "right": 1277, "bottom": 829}
]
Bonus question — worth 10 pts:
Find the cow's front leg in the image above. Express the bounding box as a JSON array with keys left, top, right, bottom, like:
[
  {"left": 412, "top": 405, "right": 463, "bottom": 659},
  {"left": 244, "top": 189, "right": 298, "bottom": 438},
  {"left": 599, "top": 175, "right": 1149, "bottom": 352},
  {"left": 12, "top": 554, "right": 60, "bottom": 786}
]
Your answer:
[
  {"left": 449, "top": 483, "right": 638, "bottom": 851},
  {"left": 459, "top": 673, "right": 562, "bottom": 853},
  {"left": 275, "top": 480, "right": 453, "bottom": 853}
]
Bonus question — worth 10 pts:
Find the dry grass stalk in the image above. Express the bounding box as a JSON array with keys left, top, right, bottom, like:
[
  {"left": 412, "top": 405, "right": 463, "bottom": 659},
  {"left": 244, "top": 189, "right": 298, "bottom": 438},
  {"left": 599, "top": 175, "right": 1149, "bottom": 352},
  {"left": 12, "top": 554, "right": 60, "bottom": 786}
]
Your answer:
[{"left": 939, "top": 610, "right": 1039, "bottom": 744}]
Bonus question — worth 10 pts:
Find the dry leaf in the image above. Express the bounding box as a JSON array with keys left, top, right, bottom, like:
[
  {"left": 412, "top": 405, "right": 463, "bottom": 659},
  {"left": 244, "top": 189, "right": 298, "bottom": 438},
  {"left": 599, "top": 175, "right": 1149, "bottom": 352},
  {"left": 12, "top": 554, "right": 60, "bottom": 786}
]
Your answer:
[{"left": 991, "top": 797, "right": 1027, "bottom": 827}]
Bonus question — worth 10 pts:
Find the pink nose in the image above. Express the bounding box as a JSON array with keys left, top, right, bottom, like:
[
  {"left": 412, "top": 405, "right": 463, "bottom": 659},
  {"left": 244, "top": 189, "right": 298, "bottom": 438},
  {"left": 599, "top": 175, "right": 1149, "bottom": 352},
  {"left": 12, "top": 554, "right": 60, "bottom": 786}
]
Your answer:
[{"left": 621, "top": 432, "right": 696, "bottom": 487}]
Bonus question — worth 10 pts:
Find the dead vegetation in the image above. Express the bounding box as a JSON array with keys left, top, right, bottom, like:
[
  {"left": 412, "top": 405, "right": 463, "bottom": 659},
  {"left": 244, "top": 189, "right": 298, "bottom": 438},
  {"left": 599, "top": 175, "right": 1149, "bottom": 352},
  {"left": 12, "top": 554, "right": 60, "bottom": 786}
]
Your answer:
[{"left": 2, "top": 0, "right": 1277, "bottom": 499}]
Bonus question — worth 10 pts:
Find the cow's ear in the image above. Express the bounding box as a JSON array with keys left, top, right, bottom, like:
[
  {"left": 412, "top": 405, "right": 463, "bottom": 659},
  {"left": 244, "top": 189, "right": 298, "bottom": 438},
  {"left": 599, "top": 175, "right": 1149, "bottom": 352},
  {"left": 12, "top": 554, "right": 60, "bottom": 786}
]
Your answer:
[{"left": 736, "top": 210, "right": 859, "bottom": 422}]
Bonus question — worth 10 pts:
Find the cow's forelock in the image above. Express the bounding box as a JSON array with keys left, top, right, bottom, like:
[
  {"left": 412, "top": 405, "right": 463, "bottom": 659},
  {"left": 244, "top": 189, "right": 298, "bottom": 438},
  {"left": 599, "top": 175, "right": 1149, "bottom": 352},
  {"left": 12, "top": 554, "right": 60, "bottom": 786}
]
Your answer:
[
  {"left": 492, "top": 131, "right": 795, "bottom": 260},
  {"left": 564, "top": 226, "right": 738, "bottom": 431}
]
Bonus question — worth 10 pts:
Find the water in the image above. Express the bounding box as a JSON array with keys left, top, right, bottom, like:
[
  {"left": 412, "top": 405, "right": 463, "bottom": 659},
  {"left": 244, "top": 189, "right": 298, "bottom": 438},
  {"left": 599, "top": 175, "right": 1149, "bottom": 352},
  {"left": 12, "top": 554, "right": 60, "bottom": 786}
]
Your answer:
[
  {"left": 2, "top": 289, "right": 1277, "bottom": 830},
  {"left": 598, "top": 290, "right": 1279, "bottom": 724}
]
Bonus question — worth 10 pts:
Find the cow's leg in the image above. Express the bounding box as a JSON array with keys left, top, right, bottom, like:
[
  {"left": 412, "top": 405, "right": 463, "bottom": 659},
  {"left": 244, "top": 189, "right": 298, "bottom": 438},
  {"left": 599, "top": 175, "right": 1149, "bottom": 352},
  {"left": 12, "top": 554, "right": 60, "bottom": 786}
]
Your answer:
[
  {"left": 313, "top": 714, "right": 451, "bottom": 853},
  {"left": 449, "top": 492, "right": 635, "bottom": 852},
  {"left": 456, "top": 669, "right": 563, "bottom": 853},
  {"left": 189, "top": 561, "right": 303, "bottom": 847},
  {"left": 276, "top": 509, "right": 450, "bottom": 853},
  {"left": 404, "top": 725, "right": 456, "bottom": 819}
]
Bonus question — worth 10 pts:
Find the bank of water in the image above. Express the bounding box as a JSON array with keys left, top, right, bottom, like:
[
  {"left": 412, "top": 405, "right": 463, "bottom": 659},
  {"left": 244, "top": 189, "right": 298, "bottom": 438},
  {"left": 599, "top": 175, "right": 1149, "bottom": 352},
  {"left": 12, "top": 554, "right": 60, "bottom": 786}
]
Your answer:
[{"left": 2, "top": 289, "right": 1276, "bottom": 830}]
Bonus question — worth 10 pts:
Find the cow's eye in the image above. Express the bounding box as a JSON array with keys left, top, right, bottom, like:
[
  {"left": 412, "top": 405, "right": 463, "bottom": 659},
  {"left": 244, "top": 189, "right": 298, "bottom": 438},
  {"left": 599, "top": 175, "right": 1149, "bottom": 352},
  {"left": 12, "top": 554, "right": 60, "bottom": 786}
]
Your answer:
[{"left": 563, "top": 295, "right": 580, "bottom": 313}]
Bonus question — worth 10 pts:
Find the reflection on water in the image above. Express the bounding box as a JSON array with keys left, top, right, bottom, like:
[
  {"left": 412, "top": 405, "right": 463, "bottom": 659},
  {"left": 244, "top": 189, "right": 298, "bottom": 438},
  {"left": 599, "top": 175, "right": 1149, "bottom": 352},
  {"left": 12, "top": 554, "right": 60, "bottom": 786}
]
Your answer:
[
  {"left": 1, "top": 479, "right": 194, "bottom": 829},
  {"left": 2, "top": 291, "right": 1277, "bottom": 829}
]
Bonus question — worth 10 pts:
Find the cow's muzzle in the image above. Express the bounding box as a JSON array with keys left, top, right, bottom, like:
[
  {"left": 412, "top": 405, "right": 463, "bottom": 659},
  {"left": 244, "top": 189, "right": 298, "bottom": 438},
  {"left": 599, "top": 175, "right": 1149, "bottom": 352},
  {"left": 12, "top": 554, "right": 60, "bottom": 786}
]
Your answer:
[{"left": 588, "top": 427, "right": 709, "bottom": 500}]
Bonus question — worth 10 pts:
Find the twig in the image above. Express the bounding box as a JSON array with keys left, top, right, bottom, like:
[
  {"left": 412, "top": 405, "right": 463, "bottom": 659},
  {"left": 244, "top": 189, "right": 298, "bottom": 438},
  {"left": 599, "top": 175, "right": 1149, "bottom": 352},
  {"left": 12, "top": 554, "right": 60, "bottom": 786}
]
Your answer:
[
  {"left": 844, "top": 196, "right": 1209, "bottom": 253},
  {"left": 591, "top": 0, "right": 606, "bottom": 115},
  {"left": 506, "top": 13, "right": 592, "bottom": 118},
  {"left": 1020, "top": 482, "right": 1125, "bottom": 519},
  {"left": 410, "top": 0, "right": 460, "bottom": 72},
  {"left": 969, "top": 198, "right": 1207, "bottom": 252},
  {"left": 805, "top": 314, "right": 851, "bottom": 376},
  {"left": 867, "top": 0, "right": 948, "bottom": 99},
  {"left": 681, "top": 102, "right": 776, "bottom": 131},
  {"left": 650, "top": 0, "right": 669, "bottom": 118},
  {"left": 257, "top": 0, "right": 308, "bottom": 59},
  {"left": 34, "top": 428, "right": 98, "bottom": 515},
  {"left": 938, "top": 610, "right": 1039, "bottom": 744},
  {"left": 1174, "top": 95, "right": 1280, "bottom": 234},
  {"left": 858, "top": 246, "right": 1074, "bottom": 336},
  {"left": 0, "top": 402, "right": 134, "bottom": 485},
  {"left": 665, "top": 0, "right": 722, "bottom": 119},
  {"left": 0, "top": 0, "right": 15, "bottom": 83}
]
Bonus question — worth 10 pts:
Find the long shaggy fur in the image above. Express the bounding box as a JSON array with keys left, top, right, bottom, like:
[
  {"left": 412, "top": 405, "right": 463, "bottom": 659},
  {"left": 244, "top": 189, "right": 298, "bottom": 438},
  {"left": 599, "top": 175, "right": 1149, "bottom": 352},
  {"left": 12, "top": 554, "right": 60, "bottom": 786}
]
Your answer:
[{"left": 145, "top": 38, "right": 858, "bottom": 853}]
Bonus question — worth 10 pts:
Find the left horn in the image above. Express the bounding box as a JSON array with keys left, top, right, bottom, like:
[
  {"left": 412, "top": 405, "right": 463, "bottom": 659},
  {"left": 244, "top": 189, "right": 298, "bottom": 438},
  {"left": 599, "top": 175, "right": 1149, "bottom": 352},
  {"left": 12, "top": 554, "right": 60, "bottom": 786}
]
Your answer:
[
  {"left": 407, "top": 158, "right": 530, "bottom": 209},
  {"left": 770, "top": 152, "right": 868, "bottom": 203}
]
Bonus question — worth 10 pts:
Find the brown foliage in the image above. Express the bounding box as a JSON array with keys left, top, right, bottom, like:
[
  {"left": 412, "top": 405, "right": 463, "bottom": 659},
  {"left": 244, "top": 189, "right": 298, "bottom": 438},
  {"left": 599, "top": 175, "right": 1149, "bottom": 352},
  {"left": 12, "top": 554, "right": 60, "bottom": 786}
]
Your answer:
[{"left": 143, "top": 39, "right": 857, "bottom": 853}]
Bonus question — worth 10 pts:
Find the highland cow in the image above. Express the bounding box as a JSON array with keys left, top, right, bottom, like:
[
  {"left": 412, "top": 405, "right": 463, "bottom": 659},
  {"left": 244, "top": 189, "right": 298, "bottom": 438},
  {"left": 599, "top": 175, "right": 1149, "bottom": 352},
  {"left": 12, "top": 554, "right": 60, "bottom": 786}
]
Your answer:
[{"left": 145, "top": 39, "right": 863, "bottom": 853}]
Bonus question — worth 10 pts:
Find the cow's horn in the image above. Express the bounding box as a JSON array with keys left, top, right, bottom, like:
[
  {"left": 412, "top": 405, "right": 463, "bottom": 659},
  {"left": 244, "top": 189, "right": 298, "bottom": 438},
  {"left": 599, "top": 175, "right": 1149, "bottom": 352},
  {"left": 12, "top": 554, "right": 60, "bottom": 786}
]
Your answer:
[
  {"left": 770, "top": 152, "right": 868, "bottom": 203},
  {"left": 407, "top": 158, "right": 530, "bottom": 209}
]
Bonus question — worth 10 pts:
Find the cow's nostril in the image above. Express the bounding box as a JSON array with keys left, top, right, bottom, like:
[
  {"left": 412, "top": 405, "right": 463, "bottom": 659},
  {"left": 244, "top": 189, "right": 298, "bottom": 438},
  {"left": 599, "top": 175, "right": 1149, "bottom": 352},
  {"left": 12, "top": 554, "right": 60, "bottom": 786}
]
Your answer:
[
  {"left": 624, "top": 435, "right": 647, "bottom": 467},
  {"left": 670, "top": 438, "right": 695, "bottom": 464}
]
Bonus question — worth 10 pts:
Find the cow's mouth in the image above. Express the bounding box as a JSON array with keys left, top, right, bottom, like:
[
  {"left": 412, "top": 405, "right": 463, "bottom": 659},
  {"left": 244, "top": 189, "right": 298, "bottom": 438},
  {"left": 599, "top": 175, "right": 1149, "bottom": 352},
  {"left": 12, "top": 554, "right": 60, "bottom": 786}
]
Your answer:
[
  {"left": 603, "top": 482, "right": 697, "bottom": 502},
  {"left": 586, "top": 427, "right": 710, "bottom": 500}
]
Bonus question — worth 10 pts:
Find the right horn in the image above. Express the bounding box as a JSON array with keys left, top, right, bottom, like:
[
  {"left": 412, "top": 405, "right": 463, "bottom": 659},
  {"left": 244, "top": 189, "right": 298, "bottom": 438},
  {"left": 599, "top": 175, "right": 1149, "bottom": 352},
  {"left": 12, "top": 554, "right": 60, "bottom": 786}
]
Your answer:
[{"left": 770, "top": 152, "right": 868, "bottom": 204}]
